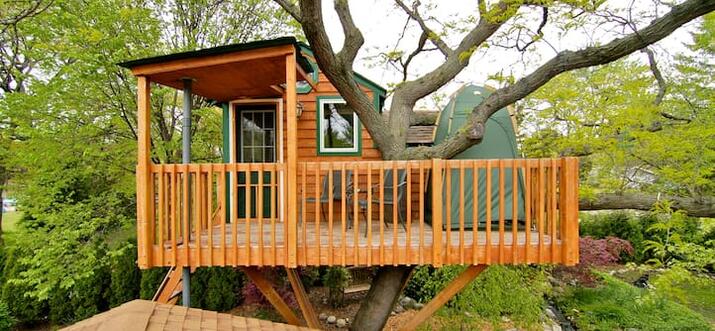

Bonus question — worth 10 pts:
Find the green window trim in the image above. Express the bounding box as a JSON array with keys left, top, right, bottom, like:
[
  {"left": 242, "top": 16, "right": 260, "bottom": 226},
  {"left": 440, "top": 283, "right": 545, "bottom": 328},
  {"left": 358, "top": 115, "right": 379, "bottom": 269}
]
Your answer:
[{"left": 316, "top": 95, "right": 363, "bottom": 156}]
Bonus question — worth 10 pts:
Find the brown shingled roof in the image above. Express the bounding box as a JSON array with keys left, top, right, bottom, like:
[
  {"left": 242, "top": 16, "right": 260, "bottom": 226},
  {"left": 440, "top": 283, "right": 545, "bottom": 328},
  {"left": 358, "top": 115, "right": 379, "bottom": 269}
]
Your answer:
[{"left": 61, "top": 300, "right": 318, "bottom": 331}]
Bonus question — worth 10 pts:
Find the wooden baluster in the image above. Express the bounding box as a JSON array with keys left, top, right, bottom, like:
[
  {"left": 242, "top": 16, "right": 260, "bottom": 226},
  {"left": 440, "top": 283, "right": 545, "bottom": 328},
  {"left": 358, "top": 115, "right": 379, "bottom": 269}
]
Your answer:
[
  {"left": 498, "top": 160, "right": 505, "bottom": 264},
  {"left": 245, "top": 164, "right": 252, "bottom": 266},
  {"left": 485, "top": 160, "right": 492, "bottom": 264},
  {"left": 445, "top": 162, "right": 451, "bottom": 264},
  {"left": 208, "top": 166, "right": 214, "bottom": 266},
  {"left": 392, "top": 161, "right": 398, "bottom": 266},
  {"left": 550, "top": 159, "right": 558, "bottom": 263},
  {"left": 367, "top": 162, "right": 373, "bottom": 266},
  {"left": 406, "top": 162, "right": 412, "bottom": 264},
  {"left": 315, "top": 164, "right": 321, "bottom": 265},
  {"left": 231, "top": 165, "right": 238, "bottom": 266},
  {"left": 328, "top": 163, "right": 334, "bottom": 265},
  {"left": 300, "top": 163, "right": 306, "bottom": 266},
  {"left": 379, "top": 163, "right": 385, "bottom": 266},
  {"left": 512, "top": 160, "right": 518, "bottom": 264},
  {"left": 195, "top": 166, "right": 202, "bottom": 267},
  {"left": 418, "top": 161, "right": 424, "bottom": 265},
  {"left": 257, "top": 163, "right": 264, "bottom": 267},
  {"left": 270, "top": 164, "right": 278, "bottom": 266},
  {"left": 458, "top": 161, "right": 465, "bottom": 264},
  {"left": 341, "top": 163, "right": 347, "bottom": 266},
  {"left": 171, "top": 165, "right": 178, "bottom": 267},
  {"left": 537, "top": 159, "right": 545, "bottom": 263},
  {"left": 353, "top": 165, "right": 359, "bottom": 264},
  {"left": 524, "top": 161, "right": 531, "bottom": 264},
  {"left": 158, "top": 165, "right": 165, "bottom": 266},
  {"left": 431, "top": 159, "right": 443, "bottom": 267},
  {"left": 560, "top": 158, "right": 579, "bottom": 265},
  {"left": 472, "top": 160, "right": 479, "bottom": 265},
  {"left": 220, "top": 164, "right": 227, "bottom": 265}
]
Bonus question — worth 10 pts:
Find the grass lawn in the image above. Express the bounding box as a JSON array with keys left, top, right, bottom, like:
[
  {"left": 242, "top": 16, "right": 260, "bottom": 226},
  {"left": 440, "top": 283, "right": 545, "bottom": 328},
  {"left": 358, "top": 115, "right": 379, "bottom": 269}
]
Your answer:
[{"left": 2, "top": 210, "right": 21, "bottom": 233}]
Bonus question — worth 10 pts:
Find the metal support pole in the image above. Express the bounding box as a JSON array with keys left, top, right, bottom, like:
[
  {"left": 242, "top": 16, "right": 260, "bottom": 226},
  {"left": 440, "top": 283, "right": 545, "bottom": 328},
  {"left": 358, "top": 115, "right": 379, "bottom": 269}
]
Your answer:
[{"left": 182, "top": 78, "right": 192, "bottom": 307}]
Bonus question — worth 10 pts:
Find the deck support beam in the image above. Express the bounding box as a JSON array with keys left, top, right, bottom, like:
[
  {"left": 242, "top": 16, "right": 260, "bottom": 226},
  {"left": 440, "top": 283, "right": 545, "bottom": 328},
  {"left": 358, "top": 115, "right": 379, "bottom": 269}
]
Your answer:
[
  {"left": 181, "top": 78, "right": 193, "bottom": 307},
  {"left": 286, "top": 268, "right": 320, "bottom": 329},
  {"left": 136, "top": 76, "right": 152, "bottom": 269},
  {"left": 285, "top": 52, "right": 298, "bottom": 267},
  {"left": 240, "top": 267, "right": 303, "bottom": 326},
  {"left": 399, "top": 265, "right": 487, "bottom": 331}
]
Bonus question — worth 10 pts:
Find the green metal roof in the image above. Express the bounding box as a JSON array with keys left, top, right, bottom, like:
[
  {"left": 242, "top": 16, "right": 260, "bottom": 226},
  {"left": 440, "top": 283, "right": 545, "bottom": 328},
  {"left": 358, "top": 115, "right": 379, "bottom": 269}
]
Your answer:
[{"left": 117, "top": 36, "right": 313, "bottom": 74}]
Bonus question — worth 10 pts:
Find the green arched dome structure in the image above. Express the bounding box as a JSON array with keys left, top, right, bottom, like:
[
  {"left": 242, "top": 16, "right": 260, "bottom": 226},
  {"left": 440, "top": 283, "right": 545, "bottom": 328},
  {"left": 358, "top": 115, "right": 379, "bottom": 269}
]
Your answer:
[{"left": 433, "top": 84, "right": 526, "bottom": 230}]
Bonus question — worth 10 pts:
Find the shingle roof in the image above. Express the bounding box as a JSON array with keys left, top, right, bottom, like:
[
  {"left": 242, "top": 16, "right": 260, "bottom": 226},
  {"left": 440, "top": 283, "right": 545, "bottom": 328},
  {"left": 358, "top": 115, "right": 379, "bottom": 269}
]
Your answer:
[{"left": 61, "top": 300, "right": 317, "bottom": 331}]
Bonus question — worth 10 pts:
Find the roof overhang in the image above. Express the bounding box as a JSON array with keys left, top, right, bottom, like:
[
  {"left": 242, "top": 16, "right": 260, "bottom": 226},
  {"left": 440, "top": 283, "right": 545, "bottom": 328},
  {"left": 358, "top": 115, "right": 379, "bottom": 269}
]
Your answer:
[{"left": 118, "top": 37, "right": 315, "bottom": 102}]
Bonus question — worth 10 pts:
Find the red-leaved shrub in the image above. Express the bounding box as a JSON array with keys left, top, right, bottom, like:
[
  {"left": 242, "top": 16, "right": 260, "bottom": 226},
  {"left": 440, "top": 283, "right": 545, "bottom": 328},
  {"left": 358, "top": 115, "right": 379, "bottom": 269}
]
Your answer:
[
  {"left": 555, "top": 236, "right": 634, "bottom": 286},
  {"left": 579, "top": 236, "right": 634, "bottom": 267}
]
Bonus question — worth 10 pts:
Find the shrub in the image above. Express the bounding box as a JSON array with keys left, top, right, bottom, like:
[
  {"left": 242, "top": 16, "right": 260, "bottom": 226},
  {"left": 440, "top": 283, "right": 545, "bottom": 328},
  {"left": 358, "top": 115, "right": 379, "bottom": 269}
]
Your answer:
[
  {"left": 580, "top": 212, "right": 650, "bottom": 262},
  {"left": 107, "top": 241, "right": 140, "bottom": 307},
  {"left": 322, "top": 267, "right": 351, "bottom": 308},
  {"left": 555, "top": 273, "right": 710, "bottom": 331},
  {"left": 191, "top": 267, "right": 245, "bottom": 311},
  {"left": 580, "top": 236, "right": 634, "bottom": 267},
  {"left": 0, "top": 247, "right": 48, "bottom": 325},
  {"left": 48, "top": 256, "right": 110, "bottom": 324},
  {"left": 405, "top": 265, "right": 549, "bottom": 327},
  {"left": 0, "top": 300, "right": 15, "bottom": 331}
]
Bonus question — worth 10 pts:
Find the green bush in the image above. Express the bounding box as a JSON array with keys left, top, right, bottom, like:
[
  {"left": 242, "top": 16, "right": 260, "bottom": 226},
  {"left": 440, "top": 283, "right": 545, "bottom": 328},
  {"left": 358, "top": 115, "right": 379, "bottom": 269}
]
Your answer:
[
  {"left": 555, "top": 273, "right": 710, "bottom": 331},
  {"left": 405, "top": 265, "right": 549, "bottom": 327},
  {"left": 191, "top": 267, "right": 245, "bottom": 311},
  {"left": 107, "top": 241, "right": 140, "bottom": 307},
  {"left": 140, "top": 267, "right": 169, "bottom": 300},
  {"left": 0, "top": 300, "right": 15, "bottom": 331},
  {"left": 48, "top": 250, "right": 110, "bottom": 325},
  {"left": 0, "top": 247, "right": 48, "bottom": 325},
  {"left": 322, "top": 267, "right": 351, "bottom": 308},
  {"left": 652, "top": 267, "right": 715, "bottom": 323}
]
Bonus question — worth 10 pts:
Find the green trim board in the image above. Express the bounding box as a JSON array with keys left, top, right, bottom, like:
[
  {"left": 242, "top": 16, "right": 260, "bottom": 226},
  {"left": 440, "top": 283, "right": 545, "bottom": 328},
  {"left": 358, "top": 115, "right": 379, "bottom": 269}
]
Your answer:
[{"left": 315, "top": 95, "right": 363, "bottom": 156}]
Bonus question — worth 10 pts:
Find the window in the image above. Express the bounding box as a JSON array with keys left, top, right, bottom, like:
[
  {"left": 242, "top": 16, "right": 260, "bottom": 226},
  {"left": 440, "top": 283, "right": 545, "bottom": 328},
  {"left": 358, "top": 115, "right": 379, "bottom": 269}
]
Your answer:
[{"left": 318, "top": 97, "right": 361, "bottom": 155}]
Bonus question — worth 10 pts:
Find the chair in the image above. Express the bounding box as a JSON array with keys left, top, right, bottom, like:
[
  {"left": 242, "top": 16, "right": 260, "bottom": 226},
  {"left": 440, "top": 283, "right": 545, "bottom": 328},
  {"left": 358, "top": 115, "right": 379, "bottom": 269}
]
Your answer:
[
  {"left": 305, "top": 170, "right": 354, "bottom": 221},
  {"left": 359, "top": 169, "right": 408, "bottom": 228}
]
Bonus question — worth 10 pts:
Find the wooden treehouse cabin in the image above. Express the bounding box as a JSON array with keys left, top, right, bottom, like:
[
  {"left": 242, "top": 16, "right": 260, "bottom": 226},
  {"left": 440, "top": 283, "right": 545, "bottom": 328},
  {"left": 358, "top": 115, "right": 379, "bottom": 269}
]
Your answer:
[{"left": 120, "top": 37, "right": 580, "bottom": 329}]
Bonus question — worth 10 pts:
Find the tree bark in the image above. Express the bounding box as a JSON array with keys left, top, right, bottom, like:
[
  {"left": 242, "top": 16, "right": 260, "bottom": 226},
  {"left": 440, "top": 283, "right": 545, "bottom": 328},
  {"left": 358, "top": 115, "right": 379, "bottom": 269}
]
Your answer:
[
  {"left": 579, "top": 192, "right": 715, "bottom": 218},
  {"left": 351, "top": 266, "right": 414, "bottom": 331}
]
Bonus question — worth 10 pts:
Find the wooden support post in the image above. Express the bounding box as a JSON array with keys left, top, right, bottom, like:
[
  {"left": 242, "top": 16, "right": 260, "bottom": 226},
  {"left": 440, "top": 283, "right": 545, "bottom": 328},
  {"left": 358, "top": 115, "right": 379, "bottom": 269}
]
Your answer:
[
  {"left": 240, "top": 267, "right": 303, "bottom": 326},
  {"left": 136, "top": 76, "right": 152, "bottom": 269},
  {"left": 431, "top": 159, "right": 443, "bottom": 267},
  {"left": 285, "top": 53, "right": 298, "bottom": 267},
  {"left": 560, "top": 157, "right": 579, "bottom": 265},
  {"left": 399, "top": 265, "right": 487, "bottom": 331},
  {"left": 286, "top": 268, "right": 320, "bottom": 329}
]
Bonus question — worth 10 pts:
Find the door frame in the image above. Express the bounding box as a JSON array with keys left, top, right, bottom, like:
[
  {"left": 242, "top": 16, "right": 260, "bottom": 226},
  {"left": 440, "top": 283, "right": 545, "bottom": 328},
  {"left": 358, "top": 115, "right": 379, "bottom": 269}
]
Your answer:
[{"left": 227, "top": 98, "right": 285, "bottom": 222}]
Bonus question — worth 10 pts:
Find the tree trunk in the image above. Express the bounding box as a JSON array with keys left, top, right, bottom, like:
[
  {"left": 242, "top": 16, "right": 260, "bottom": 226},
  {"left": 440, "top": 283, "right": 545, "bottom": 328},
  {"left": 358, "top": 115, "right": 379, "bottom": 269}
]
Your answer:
[
  {"left": 351, "top": 266, "right": 414, "bottom": 331},
  {"left": 580, "top": 192, "right": 715, "bottom": 218}
]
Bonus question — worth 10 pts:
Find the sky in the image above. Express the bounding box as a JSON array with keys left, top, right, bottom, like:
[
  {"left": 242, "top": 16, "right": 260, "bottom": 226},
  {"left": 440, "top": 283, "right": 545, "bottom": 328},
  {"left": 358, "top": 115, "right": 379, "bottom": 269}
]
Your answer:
[{"left": 315, "top": 0, "right": 700, "bottom": 110}]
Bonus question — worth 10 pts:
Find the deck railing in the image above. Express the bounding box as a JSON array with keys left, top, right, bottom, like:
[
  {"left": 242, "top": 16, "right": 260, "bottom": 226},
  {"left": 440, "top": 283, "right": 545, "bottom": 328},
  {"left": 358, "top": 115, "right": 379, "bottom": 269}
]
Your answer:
[{"left": 139, "top": 158, "right": 579, "bottom": 269}]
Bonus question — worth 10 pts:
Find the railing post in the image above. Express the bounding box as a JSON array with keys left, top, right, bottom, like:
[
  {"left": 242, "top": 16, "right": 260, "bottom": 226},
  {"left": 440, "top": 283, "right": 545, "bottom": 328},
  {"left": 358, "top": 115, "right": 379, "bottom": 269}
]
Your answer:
[
  {"left": 136, "top": 76, "right": 152, "bottom": 269},
  {"left": 431, "top": 158, "right": 443, "bottom": 267},
  {"left": 560, "top": 157, "right": 579, "bottom": 265},
  {"left": 285, "top": 52, "right": 298, "bottom": 267}
]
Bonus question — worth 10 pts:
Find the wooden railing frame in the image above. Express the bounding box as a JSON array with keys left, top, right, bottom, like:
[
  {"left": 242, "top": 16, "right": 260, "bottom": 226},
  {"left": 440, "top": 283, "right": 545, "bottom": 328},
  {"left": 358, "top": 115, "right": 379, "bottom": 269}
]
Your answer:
[{"left": 137, "top": 157, "right": 579, "bottom": 269}]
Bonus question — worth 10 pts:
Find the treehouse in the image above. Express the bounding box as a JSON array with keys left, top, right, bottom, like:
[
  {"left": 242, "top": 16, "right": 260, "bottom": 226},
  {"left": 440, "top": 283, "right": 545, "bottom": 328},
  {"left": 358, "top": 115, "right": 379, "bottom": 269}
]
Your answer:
[{"left": 119, "top": 36, "right": 579, "bottom": 329}]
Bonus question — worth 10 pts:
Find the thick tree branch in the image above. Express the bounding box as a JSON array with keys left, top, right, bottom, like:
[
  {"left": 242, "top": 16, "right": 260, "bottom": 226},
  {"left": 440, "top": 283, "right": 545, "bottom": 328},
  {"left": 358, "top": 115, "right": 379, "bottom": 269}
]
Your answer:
[
  {"left": 334, "top": 0, "right": 364, "bottom": 66},
  {"left": 642, "top": 47, "right": 667, "bottom": 106},
  {"left": 394, "top": 0, "right": 452, "bottom": 57},
  {"left": 420, "top": 0, "right": 715, "bottom": 159},
  {"left": 580, "top": 192, "right": 715, "bottom": 218},
  {"left": 297, "top": 0, "right": 392, "bottom": 154}
]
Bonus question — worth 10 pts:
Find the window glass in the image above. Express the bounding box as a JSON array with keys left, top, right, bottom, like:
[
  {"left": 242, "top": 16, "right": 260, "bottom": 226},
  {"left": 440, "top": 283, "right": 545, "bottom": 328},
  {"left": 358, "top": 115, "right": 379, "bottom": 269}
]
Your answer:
[{"left": 319, "top": 99, "right": 359, "bottom": 153}]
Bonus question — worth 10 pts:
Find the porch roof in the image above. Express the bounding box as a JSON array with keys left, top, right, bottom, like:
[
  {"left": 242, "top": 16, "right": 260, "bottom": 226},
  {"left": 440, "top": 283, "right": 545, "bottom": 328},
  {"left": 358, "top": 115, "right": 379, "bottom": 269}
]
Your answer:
[{"left": 118, "top": 37, "right": 315, "bottom": 102}]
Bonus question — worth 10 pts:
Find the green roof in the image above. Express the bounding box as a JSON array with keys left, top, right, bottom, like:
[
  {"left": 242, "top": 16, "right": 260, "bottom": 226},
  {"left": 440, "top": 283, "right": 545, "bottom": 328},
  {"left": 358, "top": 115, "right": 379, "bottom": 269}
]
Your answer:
[{"left": 118, "top": 36, "right": 313, "bottom": 74}]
